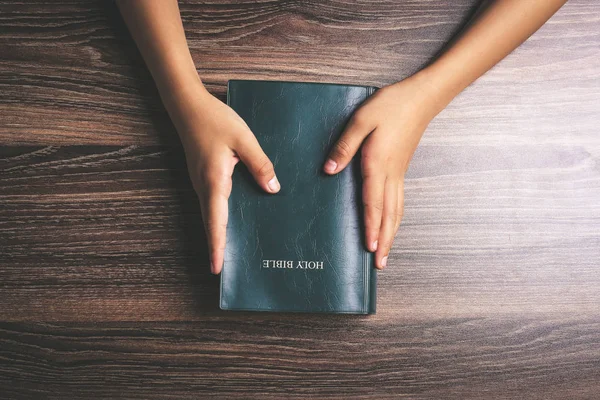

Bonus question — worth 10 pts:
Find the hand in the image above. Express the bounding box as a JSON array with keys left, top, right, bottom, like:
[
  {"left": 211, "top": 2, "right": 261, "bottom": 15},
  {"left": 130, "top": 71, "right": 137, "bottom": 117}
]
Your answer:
[
  {"left": 323, "top": 73, "right": 444, "bottom": 269},
  {"left": 165, "top": 82, "right": 281, "bottom": 275}
]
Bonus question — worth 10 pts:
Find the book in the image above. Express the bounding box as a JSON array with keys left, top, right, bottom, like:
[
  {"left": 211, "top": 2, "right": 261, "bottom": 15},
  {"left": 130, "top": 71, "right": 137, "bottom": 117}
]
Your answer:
[{"left": 220, "top": 79, "right": 378, "bottom": 314}]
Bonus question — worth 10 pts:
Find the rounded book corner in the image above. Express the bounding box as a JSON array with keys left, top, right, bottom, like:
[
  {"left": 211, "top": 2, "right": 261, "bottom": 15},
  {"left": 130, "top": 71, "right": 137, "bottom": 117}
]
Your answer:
[
  {"left": 218, "top": 293, "right": 229, "bottom": 311},
  {"left": 218, "top": 283, "right": 228, "bottom": 312}
]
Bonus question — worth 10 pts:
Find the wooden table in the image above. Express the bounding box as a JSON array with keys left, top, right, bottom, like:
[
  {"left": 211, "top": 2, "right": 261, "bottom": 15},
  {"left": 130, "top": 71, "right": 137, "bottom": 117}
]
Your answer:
[{"left": 1, "top": 1, "right": 599, "bottom": 398}]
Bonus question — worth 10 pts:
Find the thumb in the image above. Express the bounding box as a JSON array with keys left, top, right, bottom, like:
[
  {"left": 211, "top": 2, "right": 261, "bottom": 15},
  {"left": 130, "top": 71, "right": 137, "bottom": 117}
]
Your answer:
[
  {"left": 234, "top": 132, "right": 281, "bottom": 194},
  {"left": 324, "top": 110, "right": 375, "bottom": 175}
]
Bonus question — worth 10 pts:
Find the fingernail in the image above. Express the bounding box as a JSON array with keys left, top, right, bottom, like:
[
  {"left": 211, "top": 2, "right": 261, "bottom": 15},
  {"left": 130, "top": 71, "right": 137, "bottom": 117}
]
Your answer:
[
  {"left": 324, "top": 159, "right": 337, "bottom": 173},
  {"left": 210, "top": 260, "right": 216, "bottom": 274},
  {"left": 371, "top": 240, "right": 378, "bottom": 252},
  {"left": 268, "top": 176, "right": 280, "bottom": 192},
  {"left": 381, "top": 255, "right": 388, "bottom": 268}
]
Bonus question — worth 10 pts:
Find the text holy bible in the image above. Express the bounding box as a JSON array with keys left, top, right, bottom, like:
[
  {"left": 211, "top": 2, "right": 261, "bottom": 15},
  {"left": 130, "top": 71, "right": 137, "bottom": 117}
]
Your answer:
[{"left": 220, "top": 80, "right": 378, "bottom": 314}]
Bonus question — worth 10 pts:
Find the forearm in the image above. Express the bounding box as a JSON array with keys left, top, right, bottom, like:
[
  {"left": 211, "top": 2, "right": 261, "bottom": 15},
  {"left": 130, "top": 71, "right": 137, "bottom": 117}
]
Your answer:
[
  {"left": 416, "top": 0, "right": 567, "bottom": 114},
  {"left": 116, "top": 0, "right": 206, "bottom": 108}
]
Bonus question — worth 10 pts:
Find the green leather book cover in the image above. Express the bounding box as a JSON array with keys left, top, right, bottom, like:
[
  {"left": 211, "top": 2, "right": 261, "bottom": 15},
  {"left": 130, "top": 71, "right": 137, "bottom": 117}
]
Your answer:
[{"left": 221, "top": 79, "right": 377, "bottom": 314}]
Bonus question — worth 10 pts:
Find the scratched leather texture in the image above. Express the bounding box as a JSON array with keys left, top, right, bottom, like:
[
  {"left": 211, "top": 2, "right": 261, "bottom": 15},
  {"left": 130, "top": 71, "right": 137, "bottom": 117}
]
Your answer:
[{"left": 221, "top": 80, "right": 377, "bottom": 314}]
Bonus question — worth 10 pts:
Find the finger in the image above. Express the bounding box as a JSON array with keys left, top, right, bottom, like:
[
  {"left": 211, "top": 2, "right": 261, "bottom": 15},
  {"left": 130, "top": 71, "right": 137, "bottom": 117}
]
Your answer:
[
  {"left": 375, "top": 178, "right": 399, "bottom": 269},
  {"left": 394, "top": 178, "right": 405, "bottom": 234},
  {"left": 200, "top": 168, "right": 233, "bottom": 275},
  {"left": 234, "top": 132, "right": 280, "bottom": 194},
  {"left": 362, "top": 155, "right": 385, "bottom": 253},
  {"left": 324, "top": 109, "right": 375, "bottom": 175}
]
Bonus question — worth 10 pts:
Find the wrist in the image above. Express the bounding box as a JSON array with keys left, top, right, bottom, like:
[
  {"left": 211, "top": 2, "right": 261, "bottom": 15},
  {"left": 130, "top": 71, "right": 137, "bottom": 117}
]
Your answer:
[
  {"left": 414, "top": 60, "right": 466, "bottom": 114},
  {"left": 158, "top": 68, "right": 208, "bottom": 108},
  {"left": 394, "top": 68, "right": 452, "bottom": 121},
  {"left": 159, "top": 72, "right": 211, "bottom": 116},
  {"left": 159, "top": 75, "right": 213, "bottom": 143}
]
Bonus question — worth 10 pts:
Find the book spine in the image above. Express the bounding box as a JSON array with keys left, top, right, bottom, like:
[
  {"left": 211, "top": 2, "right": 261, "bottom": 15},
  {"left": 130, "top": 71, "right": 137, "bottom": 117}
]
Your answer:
[
  {"left": 365, "top": 85, "right": 378, "bottom": 315},
  {"left": 363, "top": 251, "right": 377, "bottom": 314}
]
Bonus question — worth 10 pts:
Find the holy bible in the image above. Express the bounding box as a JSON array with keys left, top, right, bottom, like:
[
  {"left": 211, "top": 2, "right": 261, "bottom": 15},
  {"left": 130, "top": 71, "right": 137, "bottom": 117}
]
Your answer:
[{"left": 220, "top": 80, "right": 378, "bottom": 314}]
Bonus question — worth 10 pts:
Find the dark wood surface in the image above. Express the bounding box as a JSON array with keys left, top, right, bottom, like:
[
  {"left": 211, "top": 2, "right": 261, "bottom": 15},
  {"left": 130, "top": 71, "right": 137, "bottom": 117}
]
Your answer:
[{"left": 1, "top": 1, "right": 599, "bottom": 398}]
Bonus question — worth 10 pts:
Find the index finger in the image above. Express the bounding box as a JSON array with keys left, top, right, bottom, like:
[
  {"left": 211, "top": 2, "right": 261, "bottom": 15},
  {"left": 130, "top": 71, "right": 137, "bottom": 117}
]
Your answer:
[{"left": 199, "top": 178, "right": 231, "bottom": 275}]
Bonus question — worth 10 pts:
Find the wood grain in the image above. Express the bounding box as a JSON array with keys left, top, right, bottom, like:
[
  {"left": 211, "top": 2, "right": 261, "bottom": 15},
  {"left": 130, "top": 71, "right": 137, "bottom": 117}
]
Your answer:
[
  {"left": 1, "top": 0, "right": 599, "bottom": 398},
  {"left": 1, "top": 145, "right": 599, "bottom": 322},
  {"left": 1, "top": 0, "right": 596, "bottom": 146},
  {"left": 1, "top": 318, "right": 600, "bottom": 399}
]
